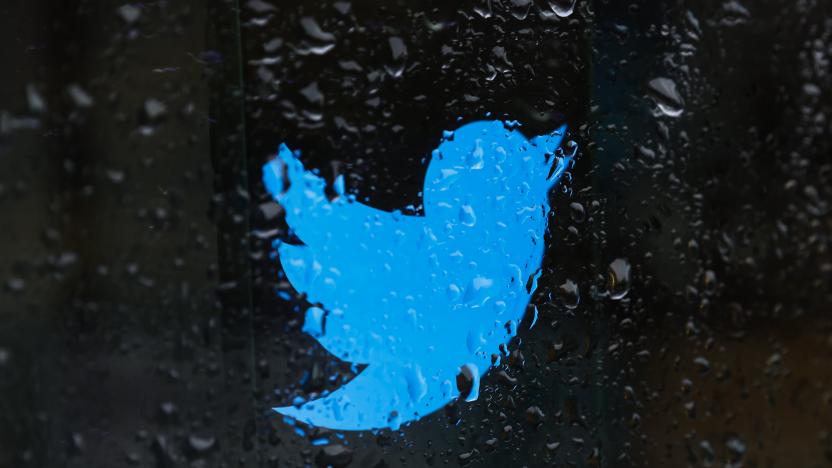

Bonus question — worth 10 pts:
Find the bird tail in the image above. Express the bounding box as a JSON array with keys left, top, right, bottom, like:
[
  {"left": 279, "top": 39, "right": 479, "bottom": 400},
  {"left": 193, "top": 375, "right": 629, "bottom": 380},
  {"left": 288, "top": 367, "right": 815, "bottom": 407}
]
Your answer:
[{"left": 274, "top": 361, "right": 459, "bottom": 431}]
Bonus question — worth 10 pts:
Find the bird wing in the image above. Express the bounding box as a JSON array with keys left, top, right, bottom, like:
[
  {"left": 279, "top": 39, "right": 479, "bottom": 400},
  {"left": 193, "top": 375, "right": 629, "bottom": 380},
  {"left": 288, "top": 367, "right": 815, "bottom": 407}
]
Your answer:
[{"left": 264, "top": 145, "right": 429, "bottom": 363}]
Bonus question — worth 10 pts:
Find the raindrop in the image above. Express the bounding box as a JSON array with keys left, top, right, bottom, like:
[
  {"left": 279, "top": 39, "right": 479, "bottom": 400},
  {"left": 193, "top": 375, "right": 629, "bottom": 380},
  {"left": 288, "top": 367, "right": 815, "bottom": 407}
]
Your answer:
[
  {"left": 557, "top": 279, "right": 580, "bottom": 309},
  {"left": 405, "top": 366, "right": 428, "bottom": 403},
  {"left": 106, "top": 168, "right": 125, "bottom": 184},
  {"left": 525, "top": 406, "right": 546, "bottom": 424},
  {"left": 491, "top": 46, "right": 512, "bottom": 66},
  {"left": 700, "top": 440, "right": 715, "bottom": 459},
  {"left": 467, "top": 140, "right": 485, "bottom": 169},
  {"left": 293, "top": 17, "right": 335, "bottom": 56},
  {"left": 803, "top": 83, "right": 821, "bottom": 97},
  {"left": 456, "top": 363, "right": 480, "bottom": 402},
  {"left": 387, "top": 412, "right": 401, "bottom": 430},
  {"left": 333, "top": 2, "right": 351, "bottom": 15},
  {"left": 548, "top": 0, "right": 577, "bottom": 18},
  {"left": 246, "top": 0, "right": 276, "bottom": 13},
  {"left": 25, "top": 84, "right": 46, "bottom": 113},
  {"left": 117, "top": 4, "right": 142, "bottom": 24},
  {"left": 606, "top": 258, "right": 631, "bottom": 300},
  {"left": 459, "top": 204, "right": 477, "bottom": 227},
  {"left": 5, "top": 277, "right": 25, "bottom": 292},
  {"left": 693, "top": 356, "right": 710, "bottom": 372},
  {"left": 67, "top": 84, "right": 94, "bottom": 109},
  {"left": 447, "top": 283, "right": 461, "bottom": 301},
  {"left": 303, "top": 306, "right": 325, "bottom": 337},
  {"left": 508, "top": 0, "right": 531, "bottom": 20},
  {"left": 385, "top": 37, "right": 408, "bottom": 78},
  {"left": 528, "top": 304, "right": 539, "bottom": 329},
  {"left": 158, "top": 402, "right": 178, "bottom": 422},
  {"left": 726, "top": 436, "right": 747, "bottom": 456},
  {"left": 647, "top": 77, "right": 684, "bottom": 117},
  {"left": 69, "top": 433, "right": 84, "bottom": 453},
  {"left": 333, "top": 174, "right": 345, "bottom": 196},
  {"left": 187, "top": 435, "right": 217, "bottom": 455},
  {"left": 299, "top": 82, "right": 324, "bottom": 105},
  {"left": 703, "top": 269, "right": 717, "bottom": 293},
  {"left": 315, "top": 445, "right": 353, "bottom": 468},
  {"left": 719, "top": 0, "right": 751, "bottom": 26},
  {"left": 125, "top": 452, "right": 140, "bottom": 464},
  {"left": 463, "top": 276, "right": 493, "bottom": 304},
  {"left": 297, "top": 43, "right": 334, "bottom": 56},
  {"left": 473, "top": 0, "right": 493, "bottom": 18},
  {"left": 263, "top": 38, "right": 282, "bottom": 52},
  {"left": 300, "top": 17, "right": 335, "bottom": 42},
  {"left": 569, "top": 202, "right": 585, "bottom": 223},
  {"left": 143, "top": 98, "right": 167, "bottom": 121}
]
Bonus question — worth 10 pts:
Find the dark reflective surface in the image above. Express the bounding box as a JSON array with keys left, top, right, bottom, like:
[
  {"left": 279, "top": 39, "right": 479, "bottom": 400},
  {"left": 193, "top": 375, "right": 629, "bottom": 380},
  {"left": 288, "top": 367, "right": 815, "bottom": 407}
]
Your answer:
[{"left": 1, "top": 0, "right": 830, "bottom": 466}]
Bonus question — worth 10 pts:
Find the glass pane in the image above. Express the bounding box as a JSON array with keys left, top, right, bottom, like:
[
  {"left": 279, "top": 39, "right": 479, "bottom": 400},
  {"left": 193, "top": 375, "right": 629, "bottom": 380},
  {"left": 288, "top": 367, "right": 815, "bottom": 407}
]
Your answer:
[{"left": 1, "top": 0, "right": 830, "bottom": 466}]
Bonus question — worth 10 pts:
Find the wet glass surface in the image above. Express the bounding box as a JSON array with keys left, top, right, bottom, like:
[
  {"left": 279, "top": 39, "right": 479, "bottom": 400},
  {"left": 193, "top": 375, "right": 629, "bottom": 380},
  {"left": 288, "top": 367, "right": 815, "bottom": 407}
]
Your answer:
[{"left": 1, "top": 0, "right": 831, "bottom": 466}]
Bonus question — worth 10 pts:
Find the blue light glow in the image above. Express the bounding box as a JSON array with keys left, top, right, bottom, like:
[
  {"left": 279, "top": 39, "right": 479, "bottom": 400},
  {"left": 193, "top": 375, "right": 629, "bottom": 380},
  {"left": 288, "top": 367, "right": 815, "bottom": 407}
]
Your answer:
[{"left": 264, "top": 120, "right": 573, "bottom": 430}]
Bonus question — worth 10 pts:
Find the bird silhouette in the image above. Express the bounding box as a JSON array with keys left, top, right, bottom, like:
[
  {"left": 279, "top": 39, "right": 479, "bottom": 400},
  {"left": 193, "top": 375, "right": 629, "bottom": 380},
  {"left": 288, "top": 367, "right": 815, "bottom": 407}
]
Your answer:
[{"left": 264, "top": 120, "right": 574, "bottom": 431}]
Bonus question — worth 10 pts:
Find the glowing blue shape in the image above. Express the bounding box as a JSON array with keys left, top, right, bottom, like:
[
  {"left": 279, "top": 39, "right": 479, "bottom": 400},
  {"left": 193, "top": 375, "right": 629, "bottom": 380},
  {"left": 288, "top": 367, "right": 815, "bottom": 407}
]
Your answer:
[{"left": 264, "top": 120, "right": 574, "bottom": 431}]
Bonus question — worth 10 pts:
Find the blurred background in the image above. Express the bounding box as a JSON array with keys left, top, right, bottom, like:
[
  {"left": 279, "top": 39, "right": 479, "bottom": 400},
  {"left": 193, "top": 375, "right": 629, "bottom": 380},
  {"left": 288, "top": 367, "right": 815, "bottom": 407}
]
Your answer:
[{"left": 0, "top": 0, "right": 830, "bottom": 466}]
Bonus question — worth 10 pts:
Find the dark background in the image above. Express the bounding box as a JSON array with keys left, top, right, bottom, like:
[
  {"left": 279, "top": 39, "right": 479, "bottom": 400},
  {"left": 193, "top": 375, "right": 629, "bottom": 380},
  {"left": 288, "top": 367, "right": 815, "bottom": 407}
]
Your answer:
[{"left": 1, "top": 0, "right": 830, "bottom": 466}]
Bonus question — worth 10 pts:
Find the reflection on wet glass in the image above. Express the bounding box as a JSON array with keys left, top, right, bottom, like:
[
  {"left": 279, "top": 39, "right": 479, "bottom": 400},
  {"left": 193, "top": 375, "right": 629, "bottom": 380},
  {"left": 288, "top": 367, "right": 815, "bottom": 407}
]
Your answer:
[{"left": 0, "top": 0, "right": 829, "bottom": 466}]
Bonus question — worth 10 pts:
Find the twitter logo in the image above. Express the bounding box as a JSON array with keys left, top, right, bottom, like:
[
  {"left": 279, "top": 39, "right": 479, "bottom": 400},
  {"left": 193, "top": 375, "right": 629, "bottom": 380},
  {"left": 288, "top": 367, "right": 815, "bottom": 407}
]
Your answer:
[{"left": 264, "top": 120, "right": 574, "bottom": 431}]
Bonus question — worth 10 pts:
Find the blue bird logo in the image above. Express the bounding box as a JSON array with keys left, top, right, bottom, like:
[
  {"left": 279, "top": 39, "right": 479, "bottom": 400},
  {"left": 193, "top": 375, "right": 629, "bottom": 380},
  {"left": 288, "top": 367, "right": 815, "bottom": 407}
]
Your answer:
[{"left": 264, "top": 120, "right": 574, "bottom": 431}]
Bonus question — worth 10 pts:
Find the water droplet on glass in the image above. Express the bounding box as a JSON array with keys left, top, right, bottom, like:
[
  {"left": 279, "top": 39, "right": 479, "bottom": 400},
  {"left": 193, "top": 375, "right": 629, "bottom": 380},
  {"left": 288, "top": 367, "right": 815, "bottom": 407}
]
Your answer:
[
  {"left": 466, "top": 329, "right": 485, "bottom": 353},
  {"left": 528, "top": 304, "right": 539, "bottom": 329},
  {"left": 558, "top": 279, "right": 580, "bottom": 309},
  {"left": 303, "top": 306, "right": 325, "bottom": 337},
  {"left": 247, "top": 0, "right": 276, "bottom": 13},
  {"left": 25, "top": 84, "right": 46, "bottom": 113},
  {"left": 447, "top": 283, "right": 461, "bottom": 301},
  {"left": 299, "top": 81, "right": 324, "bottom": 105},
  {"left": 548, "top": 0, "right": 577, "bottom": 18},
  {"left": 333, "top": 174, "right": 345, "bottom": 196},
  {"left": 405, "top": 366, "right": 427, "bottom": 403},
  {"left": 456, "top": 363, "right": 480, "bottom": 402},
  {"left": 726, "top": 436, "right": 747, "bottom": 456},
  {"left": 385, "top": 37, "right": 408, "bottom": 78},
  {"left": 293, "top": 17, "right": 335, "bottom": 55},
  {"left": 117, "top": 4, "right": 142, "bottom": 24},
  {"left": 647, "top": 77, "right": 684, "bottom": 117},
  {"left": 67, "top": 84, "right": 94, "bottom": 109},
  {"left": 468, "top": 139, "right": 485, "bottom": 169},
  {"left": 508, "top": 0, "right": 531, "bottom": 20},
  {"left": 525, "top": 406, "right": 546, "bottom": 424},
  {"left": 459, "top": 204, "right": 477, "bottom": 227},
  {"left": 719, "top": 0, "right": 751, "bottom": 26},
  {"left": 300, "top": 17, "right": 334, "bottom": 42},
  {"left": 607, "top": 258, "right": 631, "bottom": 300},
  {"left": 473, "top": 0, "right": 493, "bottom": 18},
  {"left": 569, "top": 202, "right": 585, "bottom": 223},
  {"left": 693, "top": 356, "right": 710, "bottom": 372},
  {"left": 5, "top": 277, "right": 25, "bottom": 292},
  {"left": 187, "top": 435, "right": 217, "bottom": 454},
  {"left": 315, "top": 445, "right": 353, "bottom": 468},
  {"left": 333, "top": 2, "right": 351, "bottom": 15},
  {"left": 70, "top": 433, "right": 84, "bottom": 453},
  {"left": 143, "top": 98, "right": 167, "bottom": 121}
]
